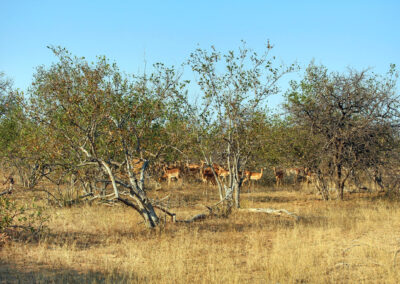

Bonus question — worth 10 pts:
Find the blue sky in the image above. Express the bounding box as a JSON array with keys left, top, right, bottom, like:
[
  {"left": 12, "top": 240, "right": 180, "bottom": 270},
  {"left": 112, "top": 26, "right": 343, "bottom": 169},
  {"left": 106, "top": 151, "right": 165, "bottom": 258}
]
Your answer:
[{"left": 1, "top": 0, "right": 399, "bottom": 108}]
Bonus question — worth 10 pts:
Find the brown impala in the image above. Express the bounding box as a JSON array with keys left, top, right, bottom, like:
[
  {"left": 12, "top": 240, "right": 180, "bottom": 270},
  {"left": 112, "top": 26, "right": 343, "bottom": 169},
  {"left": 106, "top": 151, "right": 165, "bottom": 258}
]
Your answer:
[
  {"left": 245, "top": 168, "right": 264, "bottom": 184},
  {"left": 272, "top": 167, "right": 284, "bottom": 187},
  {"left": 160, "top": 166, "right": 181, "bottom": 185}
]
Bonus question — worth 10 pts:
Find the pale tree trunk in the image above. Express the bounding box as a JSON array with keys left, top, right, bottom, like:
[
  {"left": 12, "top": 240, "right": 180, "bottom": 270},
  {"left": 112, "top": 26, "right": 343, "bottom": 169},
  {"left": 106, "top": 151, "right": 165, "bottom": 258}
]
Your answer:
[
  {"left": 127, "top": 159, "right": 159, "bottom": 227},
  {"left": 202, "top": 155, "right": 225, "bottom": 200},
  {"left": 225, "top": 138, "right": 241, "bottom": 209},
  {"left": 232, "top": 156, "right": 244, "bottom": 209},
  {"left": 81, "top": 147, "right": 160, "bottom": 228},
  {"left": 234, "top": 179, "right": 240, "bottom": 208}
]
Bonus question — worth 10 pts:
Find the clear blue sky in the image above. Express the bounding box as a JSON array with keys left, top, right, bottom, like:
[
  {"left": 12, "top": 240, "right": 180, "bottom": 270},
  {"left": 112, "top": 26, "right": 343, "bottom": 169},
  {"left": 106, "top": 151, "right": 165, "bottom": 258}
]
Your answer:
[{"left": 1, "top": 0, "right": 399, "bottom": 107}]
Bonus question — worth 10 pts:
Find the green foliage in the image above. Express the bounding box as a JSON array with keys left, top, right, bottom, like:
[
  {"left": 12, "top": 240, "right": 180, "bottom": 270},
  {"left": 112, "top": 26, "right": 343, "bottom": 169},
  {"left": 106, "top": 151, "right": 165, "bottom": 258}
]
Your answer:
[
  {"left": 285, "top": 62, "right": 400, "bottom": 198},
  {"left": 188, "top": 42, "right": 296, "bottom": 167},
  {"left": 24, "top": 47, "right": 190, "bottom": 227},
  {"left": 0, "top": 72, "right": 21, "bottom": 156},
  {"left": 0, "top": 196, "right": 48, "bottom": 240},
  {"left": 28, "top": 46, "right": 189, "bottom": 165},
  {"left": 187, "top": 41, "right": 297, "bottom": 207}
]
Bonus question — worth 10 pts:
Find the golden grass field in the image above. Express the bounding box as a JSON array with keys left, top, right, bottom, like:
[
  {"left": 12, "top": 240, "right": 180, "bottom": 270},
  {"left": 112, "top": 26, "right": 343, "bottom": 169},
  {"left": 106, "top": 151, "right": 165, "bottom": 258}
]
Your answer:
[{"left": 1, "top": 182, "right": 400, "bottom": 283}]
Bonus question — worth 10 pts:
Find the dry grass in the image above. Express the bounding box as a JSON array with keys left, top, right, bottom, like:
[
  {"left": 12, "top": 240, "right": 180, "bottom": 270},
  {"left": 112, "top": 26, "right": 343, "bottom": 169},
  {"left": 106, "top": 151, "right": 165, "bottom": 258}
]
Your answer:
[{"left": 2, "top": 183, "right": 400, "bottom": 283}]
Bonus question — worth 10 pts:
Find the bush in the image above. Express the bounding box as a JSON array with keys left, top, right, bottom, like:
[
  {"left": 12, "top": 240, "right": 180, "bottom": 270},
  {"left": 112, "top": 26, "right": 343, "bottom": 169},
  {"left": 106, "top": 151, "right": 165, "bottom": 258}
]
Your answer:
[{"left": 0, "top": 196, "right": 48, "bottom": 243}]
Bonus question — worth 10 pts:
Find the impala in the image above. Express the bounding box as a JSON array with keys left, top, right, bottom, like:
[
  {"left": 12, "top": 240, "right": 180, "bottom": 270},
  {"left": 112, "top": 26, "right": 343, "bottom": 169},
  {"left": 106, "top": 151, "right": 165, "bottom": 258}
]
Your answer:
[
  {"left": 304, "top": 167, "right": 315, "bottom": 186},
  {"left": 160, "top": 166, "right": 181, "bottom": 185},
  {"left": 217, "top": 166, "right": 229, "bottom": 181},
  {"left": 186, "top": 161, "right": 202, "bottom": 178},
  {"left": 272, "top": 167, "right": 284, "bottom": 187},
  {"left": 243, "top": 168, "right": 264, "bottom": 186},
  {"left": 285, "top": 167, "right": 305, "bottom": 183},
  {"left": 186, "top": 161, "right": 201, "bottom": 171},
  {"left": 201, "top": 167, "right": 217, "bottom": 185},
  {"left": 201, "top": 161, "right": 220, "bottom": 175}
]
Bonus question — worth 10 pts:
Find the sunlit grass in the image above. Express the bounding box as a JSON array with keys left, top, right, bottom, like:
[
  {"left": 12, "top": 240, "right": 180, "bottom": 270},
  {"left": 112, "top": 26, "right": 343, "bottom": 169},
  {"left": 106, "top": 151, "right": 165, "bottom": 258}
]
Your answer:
[{"left": 1, "top": 184, "right": 400, "bottom": 283}]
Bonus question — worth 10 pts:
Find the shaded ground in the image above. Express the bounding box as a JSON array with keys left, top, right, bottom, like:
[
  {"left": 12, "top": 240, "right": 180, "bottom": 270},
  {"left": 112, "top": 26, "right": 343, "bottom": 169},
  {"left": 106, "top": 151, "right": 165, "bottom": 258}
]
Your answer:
[{"left": 0, "top": 261, "right": 135, "bottom": 283}]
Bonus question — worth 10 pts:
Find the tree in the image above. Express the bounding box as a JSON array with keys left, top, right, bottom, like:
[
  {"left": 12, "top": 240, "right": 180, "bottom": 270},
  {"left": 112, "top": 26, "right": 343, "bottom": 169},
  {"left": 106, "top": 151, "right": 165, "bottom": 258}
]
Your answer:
[
  {"left": 188, "top": 42, "right": 295, "bottom": 208},
  {"left": 0, "top": 72, "right": 34, "bottom": 186},
  {"left": 0, "top": 72, "right": 20, "bottom": 159},
  {"left": 285, "top": 63, "right": 399, "bottom": 199},
  {"left": 28, "top": 47, "right": 188, "bottom": 228}
]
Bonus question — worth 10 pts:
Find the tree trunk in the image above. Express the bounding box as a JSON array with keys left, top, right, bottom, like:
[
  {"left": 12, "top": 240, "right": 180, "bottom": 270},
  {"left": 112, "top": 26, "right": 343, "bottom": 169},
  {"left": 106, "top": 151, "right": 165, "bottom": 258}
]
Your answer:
[
  {"left": 233, "top": 169, "right": 244, "bottom": 209},
  {"left": 126, "top": 159, "right": 159, "bottom": 227},
  {"left": 136, "top": 199, "right": 159, "bottom": 228},
  {"left": 117, "top": 196, "right": 159, "bottom": 228},
  {"left": 234, "top": 180, "right": 240, "bottom": 208},
  {"left": 102, "top": 159, "right": 159, "bottom": 228},
  {"left": 336, "top": 163, "right": 344, "bottom": 200}
]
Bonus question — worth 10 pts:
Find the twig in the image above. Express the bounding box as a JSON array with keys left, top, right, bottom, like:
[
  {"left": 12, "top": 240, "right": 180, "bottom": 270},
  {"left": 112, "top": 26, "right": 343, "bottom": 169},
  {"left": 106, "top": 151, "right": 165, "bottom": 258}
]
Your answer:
[
  {"left": 89, "top": 193, "right": 115, "bottom": 201},
  {"left": 117, "top": 197, "right": 141, "bottom": 213},
  {"left": 343, "top": 244, "right": 362, "bottom": 256},
  {"left": 394, "top": 249, "right": 400, "bottom": 268},
  {"left": 334, "top": 262, "right": 350, "bottom": 268},
  {"left": 64, "top": 192, "right": 94, "bottom": 206}
]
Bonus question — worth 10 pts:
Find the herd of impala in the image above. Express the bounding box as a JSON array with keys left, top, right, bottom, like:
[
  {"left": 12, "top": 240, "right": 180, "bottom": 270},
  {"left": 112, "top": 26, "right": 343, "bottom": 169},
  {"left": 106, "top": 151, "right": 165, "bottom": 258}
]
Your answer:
[
  {"left": 153, "top": 160, "right": 314, "bottom": 187},
  {"left": 0, "top": 160, "right": 314, "bottom": 193}
]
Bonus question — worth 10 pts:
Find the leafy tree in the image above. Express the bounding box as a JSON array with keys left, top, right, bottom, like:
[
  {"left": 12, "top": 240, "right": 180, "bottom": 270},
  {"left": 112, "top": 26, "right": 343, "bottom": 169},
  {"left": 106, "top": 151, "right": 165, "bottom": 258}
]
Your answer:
[
  {"left": 0, "top": 72, "right": 19, "bottom": 156},
  {"left": 0, "top": 72, "right": 34, "bottom": 186},
  {"left": 188, "top": 42, "right": 295, "bottom": 208},
  {"left": 28, "top": 47, "right": 188, "bottom": 228},
  {"left": 285, "top": 63, "right": 399, "bottom": 199}
]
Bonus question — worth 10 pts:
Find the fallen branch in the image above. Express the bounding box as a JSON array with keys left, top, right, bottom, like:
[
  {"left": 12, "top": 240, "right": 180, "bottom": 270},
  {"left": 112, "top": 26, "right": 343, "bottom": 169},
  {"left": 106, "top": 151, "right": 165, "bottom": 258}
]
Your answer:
[
  {"left": 174, "top": 195, "right": 232, "bottom": 223},
  {"left": 343, "top": 244, "right": 362, "bottom": 256},
  {"left": 238, "top": 208, "right": 300, "bottom": 221},
  {"left": 178, "top": 213, "right": 208, "bottom": 223},
  {"left": 78, "top": 192, "right": 94, "bottom": 199},
  {"left": 153, "top": 204, "right": 176, "bottom": 222},
  {"left": 0, "top": 189, "right": 12, "bottom": 196},
  {"left": 342, "top": 242, "right": 375, "bottom": 256},
  {"left": 151, "top": 199, "right": 299, "bottom": 225},
  {"left": 154, "top": 195, "right": 170, "bottom": 203},
  {"left": 334, "top": 261, "right": 382, "bottom": 269}
]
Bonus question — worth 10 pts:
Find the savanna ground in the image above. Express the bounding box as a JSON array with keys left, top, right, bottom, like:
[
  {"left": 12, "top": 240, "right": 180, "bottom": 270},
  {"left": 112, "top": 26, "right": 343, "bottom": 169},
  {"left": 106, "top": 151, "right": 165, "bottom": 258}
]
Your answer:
[{"left": 1, "top": 178, "right": 400, "bottom": 283}]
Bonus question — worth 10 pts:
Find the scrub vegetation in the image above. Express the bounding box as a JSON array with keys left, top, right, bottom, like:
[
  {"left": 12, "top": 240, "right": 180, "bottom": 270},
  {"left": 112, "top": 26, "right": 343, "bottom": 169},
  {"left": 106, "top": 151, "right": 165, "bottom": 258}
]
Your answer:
[{"left": 0, "top": 43, "right": 399, "bottom": 283}]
